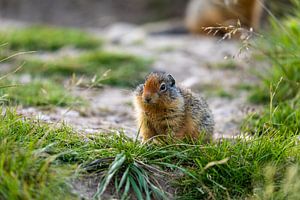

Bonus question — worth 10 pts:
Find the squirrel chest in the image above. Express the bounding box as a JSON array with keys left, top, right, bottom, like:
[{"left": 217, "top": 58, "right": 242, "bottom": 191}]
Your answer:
[{"left": 142, "top": 97, "right": 185, "bottom": 134}]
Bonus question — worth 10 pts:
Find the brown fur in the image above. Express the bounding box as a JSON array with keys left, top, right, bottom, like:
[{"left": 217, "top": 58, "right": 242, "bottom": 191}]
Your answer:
[
  {"left": 134, "top": 72, "right": 214, "bottom": 142},
  {"left": 185, "top": 0, "right": 264, "bottom": 34}
]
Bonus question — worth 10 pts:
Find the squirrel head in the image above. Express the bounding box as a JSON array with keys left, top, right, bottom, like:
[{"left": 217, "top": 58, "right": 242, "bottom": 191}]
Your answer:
[{"left": 139, "top": 71, "right": 176, "bottom": 105}]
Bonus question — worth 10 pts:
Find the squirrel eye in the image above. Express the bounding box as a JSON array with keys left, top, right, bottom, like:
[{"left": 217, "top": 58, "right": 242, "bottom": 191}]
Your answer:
[{"left": 160, "top": 83, "right": 166, "bottom": 91}]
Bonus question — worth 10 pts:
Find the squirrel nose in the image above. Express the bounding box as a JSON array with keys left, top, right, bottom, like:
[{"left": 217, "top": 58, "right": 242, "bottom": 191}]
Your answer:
[{"left": 144, "top": 96, "right": 152, "bottom": 104}]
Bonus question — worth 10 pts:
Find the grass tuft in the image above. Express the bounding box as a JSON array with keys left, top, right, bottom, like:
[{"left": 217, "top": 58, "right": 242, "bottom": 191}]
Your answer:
[
  {"left": 21, "top": 51, "right": 152, "bottom": 87},
  {"left": 249, "top": 8, "right": 300, "bottom": 104},
  {"left": 0, "top": 26, "right": 102, "bottom": 51},
  {"left": 0, "top": 104, "right": 299, "bottom": 199},
  {"left": 0, "top": 110, "right": 75, "bottom": 199},
  {"left": 251, "top": 164, "right": 300, "bottom": 200},
  {"left": 0, "top": 79, "right": 82, "bottom": 107}
]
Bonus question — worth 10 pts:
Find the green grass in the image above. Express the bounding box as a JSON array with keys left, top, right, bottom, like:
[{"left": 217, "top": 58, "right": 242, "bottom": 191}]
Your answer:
[
  {"left": 21, "top": 51, "right": 152, "bottom": 87},
  {"left": 1, "top": 103, "right": 299, "bottom": 199},
  {"left": 207, "top": 60, "right": 238, "bottom": 70},
  {"left": 0, "top": 26, "right": 101, "bottom": 51},
  {"left": 243, "top": 97, "right": 300, "bottom": 137},
  {"left": 268, "top": 0, "right": 295, "bottom": 18},
  {"left": 251, "top": 164, "right": 300, "bottom": 200},
  {"left": 249, "top": 3, "right": 300, "bottom": 104},
  {"left": 0, "top": 79, "right": 81, "bottom": 107},
  {"left": 0, "top": 110, "right": 76, "bottom": 199},
  {"left": 0, "top": 48, "right": 12, "bottom": 62}
]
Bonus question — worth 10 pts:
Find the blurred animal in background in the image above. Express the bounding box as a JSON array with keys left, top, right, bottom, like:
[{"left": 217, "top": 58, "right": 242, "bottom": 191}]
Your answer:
[{"left": 185, "top": 0, "right": 264, "bottom": 34}]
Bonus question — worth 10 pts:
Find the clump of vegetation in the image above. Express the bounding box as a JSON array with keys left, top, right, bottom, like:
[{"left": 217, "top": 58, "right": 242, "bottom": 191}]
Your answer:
[
  {"left": 0, "top": 108, "right": 299, "bottom": 199},
  {"left": 0, "top": 111, "right": 75, "bottom": 199},
  {"left": 0, "top": 26, "right": 101, "bottom": 51},
  {"left": 251, "top": 164, "right": 300, "bottom": 200},
  {"left": 21, "top": 51, "right": 152, "bottom": 87},
  {"left": 244, "top": 97, "right": 300, "bottom": 137},
  {"left": 249, "top": 2, "right": 300, "bottom": 104},
  {"left": 0, "top": 79, "right": 81, "bottom": 107}
]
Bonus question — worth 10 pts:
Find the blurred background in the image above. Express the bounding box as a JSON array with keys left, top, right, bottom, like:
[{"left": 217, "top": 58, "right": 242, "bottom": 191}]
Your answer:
[
  {"left": 0, "top": 0, "right": 293, "bottom": 28},
  {"left": 0, "top": 0, "right": 296, "bottom": 139},
  {"left": 0, "top": 0, "right": 187, "bottom": 27}
]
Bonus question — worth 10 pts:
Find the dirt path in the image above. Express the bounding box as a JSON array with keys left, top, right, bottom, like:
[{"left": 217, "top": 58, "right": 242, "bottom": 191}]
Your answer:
[{"left": 9, "top": 22, "right": 260, "bottom": 140}]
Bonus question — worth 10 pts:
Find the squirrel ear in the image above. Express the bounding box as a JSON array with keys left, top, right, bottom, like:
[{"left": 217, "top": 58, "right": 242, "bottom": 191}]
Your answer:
[{"left": 167, "top": 74, "right": 175, "bottom": 86}]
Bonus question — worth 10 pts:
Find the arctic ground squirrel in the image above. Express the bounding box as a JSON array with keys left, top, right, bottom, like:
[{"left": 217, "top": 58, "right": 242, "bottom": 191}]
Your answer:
[{"left": 134, "top": 71, "right": 214, "bottom": 142}]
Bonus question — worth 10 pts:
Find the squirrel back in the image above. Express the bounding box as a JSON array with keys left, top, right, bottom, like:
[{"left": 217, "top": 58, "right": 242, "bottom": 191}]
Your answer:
[{"left": 134, "top": 71, "right": 214, "bottom": 142}]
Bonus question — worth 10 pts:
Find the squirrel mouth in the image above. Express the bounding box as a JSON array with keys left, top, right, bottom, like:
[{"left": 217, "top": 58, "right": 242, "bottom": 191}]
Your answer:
[
  {"left": 143, "top": 99, "right": 158, "bottom": 105},
  {"left": 143, "top": 100, "right": 154, "bottom": 105},
  {"left": 143, "top": 96, "right": 154, "bottom": 104},
  {"left": 142, "top": 94, "right": 159, "bottom": 105}
]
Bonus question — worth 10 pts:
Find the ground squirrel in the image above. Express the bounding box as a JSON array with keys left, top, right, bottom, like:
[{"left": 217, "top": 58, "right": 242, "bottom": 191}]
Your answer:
[
  {"left": 134, "top": 71, "right": 214, "bottom": 142},
  {"left": 185, "top": 0, "right": 264, "bottom": 34}
]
